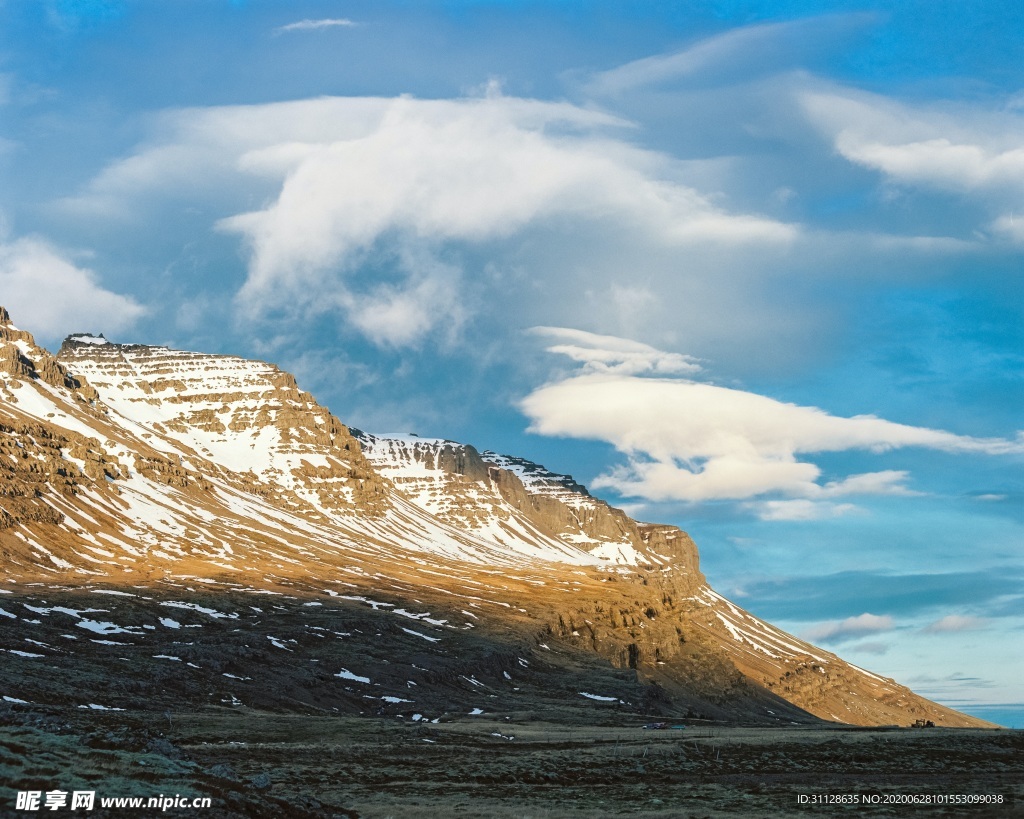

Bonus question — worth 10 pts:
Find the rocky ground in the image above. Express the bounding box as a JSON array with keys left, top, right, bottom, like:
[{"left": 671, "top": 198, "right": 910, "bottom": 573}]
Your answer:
[
  {"left": 2, "top": 707, "right": 1021, "bottom": 817},
  {"left": 1, "top": 587, "right": 1020, "bottom": 818}
]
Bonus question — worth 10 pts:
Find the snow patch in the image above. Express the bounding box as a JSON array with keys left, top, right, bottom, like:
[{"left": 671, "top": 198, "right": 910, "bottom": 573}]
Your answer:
[
  {"left": 335, "top": 668, "right": 371, "bottom": 683},
  {"left": 579, "top": 692, "right": 618, "bottom": 702}
]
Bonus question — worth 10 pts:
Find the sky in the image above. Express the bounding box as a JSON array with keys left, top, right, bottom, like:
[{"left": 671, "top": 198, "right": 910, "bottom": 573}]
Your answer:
[{"left": 1, "top": 0, "right": 1022, "bottom": 726}]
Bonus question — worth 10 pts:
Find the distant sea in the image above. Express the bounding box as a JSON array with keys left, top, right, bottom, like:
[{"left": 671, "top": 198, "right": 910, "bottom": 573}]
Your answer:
[{"left": 957, "top": 704, "right": 1024, "bottom": 729}]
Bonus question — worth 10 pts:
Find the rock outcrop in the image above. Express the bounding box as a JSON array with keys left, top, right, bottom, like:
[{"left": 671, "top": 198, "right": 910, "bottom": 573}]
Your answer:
[{"left": 0, "top": 310, "right": 98, "bottom": 400}]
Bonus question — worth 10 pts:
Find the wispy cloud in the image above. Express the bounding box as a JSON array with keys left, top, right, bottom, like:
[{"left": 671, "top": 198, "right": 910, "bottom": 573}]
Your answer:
[
  {"left": 849, "top": 640, "right": 890, "bottom": 655},
  {"left": 801, "top": 86, "right": 1024, "bottom": 243},
  {"left": 802, "top": 613, "right": 894, "bottom": 643},
  {"left": 529, "top": 327, "right": 701, "bottom": 376},
  {"left": 907, "top": 672, "right": 1000, "bottom": 701},
  {"left": 275, "top": 18, "right": 357, "bottom": 34},
  {"left": 837, "top": 137, "right": 1024, "bottom": 192},
  {"left": 751, "top": 499, "right": 859, "bottom": 521},
  {"left": 586, "top": 14, "right": 875, "bottom": 96},
  {"left": 923, "top": 615, "right": 988, "bottom": 633},
  {"left": 990, "top": 213, "right": 1024, "bottom": 244},
  {"left": 52, "top": 92, "right": 807, "bottom": 354}
]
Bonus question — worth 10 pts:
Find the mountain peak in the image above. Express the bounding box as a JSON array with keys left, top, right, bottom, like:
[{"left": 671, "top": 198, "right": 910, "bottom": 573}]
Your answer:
[
  {"left": 0, "top": 307, "right": 97, "bottom": 398},
  {"left": 61, "top": 332, "right": 110, "bottom": 348},
  {"left": 0, "top": 306, "right": 34, "bottom": 344}
]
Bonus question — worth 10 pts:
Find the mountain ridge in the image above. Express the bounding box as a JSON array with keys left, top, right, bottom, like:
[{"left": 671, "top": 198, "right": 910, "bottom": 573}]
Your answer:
[{"left": 0, "top": 308, "right": 992, "bottom": 728}]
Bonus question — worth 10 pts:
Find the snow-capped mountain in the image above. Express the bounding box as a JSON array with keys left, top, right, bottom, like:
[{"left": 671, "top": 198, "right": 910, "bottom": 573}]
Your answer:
[{"left": 0, "top": 307, "right": 990, "bottom": 727}]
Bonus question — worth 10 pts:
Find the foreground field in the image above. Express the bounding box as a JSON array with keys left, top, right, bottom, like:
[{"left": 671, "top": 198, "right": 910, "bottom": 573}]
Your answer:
[
  {"left": 2, "top": 706, "right": 1021, "bottom": 817},
  {"left": 1, "top": 586, "right": 1019, "bottom": 816}
]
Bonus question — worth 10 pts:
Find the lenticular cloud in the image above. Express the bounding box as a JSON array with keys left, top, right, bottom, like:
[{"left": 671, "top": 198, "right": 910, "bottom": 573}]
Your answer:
[{"left": 521, "top": 327, "right": 1024, "bottom": 505}]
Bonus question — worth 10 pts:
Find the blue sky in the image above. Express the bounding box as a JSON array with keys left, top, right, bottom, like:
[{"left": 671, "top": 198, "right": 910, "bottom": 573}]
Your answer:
[{"left": 1, "top": 0, "right": 1022, "bottom": 724}]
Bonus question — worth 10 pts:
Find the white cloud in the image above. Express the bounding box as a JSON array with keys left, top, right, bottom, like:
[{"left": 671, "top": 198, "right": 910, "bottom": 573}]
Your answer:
[
  {"left": 749, "top": 499, "right": 858, "bottom": 521},
  {"left": 801, "top": 86, "right": 1024, "bottom": 239},
  {"left": 528, "top": 326, "right": 701, "bottom": 375},
  {"left": 206, "top": 94, "right": 793, "bottom": 345},
  {"left": 586, "top": 14, "right": 874, "bottom": 96},
  {"left": 0, "top": 237, "right": 146, "bottom": 343},
  {"left": 55, "top": 72, "right": 1014, "bottom": 365},
  {"left": 520, "top": 329, "right": 1024, "bottom": 503},
  {"left": 60, "top": 93, "right": 794, "bottom": 349},
  {"left": 990, "top": 213, "right": 1024, "bottom": 244},
  {"left": 802, "top": 87, "right": 1024, "bottom": 175},
  {"left": 275, "top": 18, "right": 357, "bottom": 33},
  {"left": 923, "top": 615, "right": 988, "bottom": 634},
  {"left": 57, "top": 97, "right": 403, "bottom": 219},
  {"left": 802, "top": 612, "right": 894, "bottom": 642},
  {"left": 835, "top": 136, "right": 1024, "bottom": 192},
  {"left": 819, "top": 470, "right": 919, "bottom": 497},
  {"left": 219, "top": 95, "right": 793, "bottom": 330},
  {"left": 338, "top": 249, "right": 465, "bottom": 349}
]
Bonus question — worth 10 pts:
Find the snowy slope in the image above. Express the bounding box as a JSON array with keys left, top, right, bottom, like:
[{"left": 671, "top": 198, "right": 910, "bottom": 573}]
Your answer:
[
  {"left": 55, "top": 336, "right": 634, "bottom": 571},
  {"left": 356, "top": 431, "right": 659, "bottom": 566}
]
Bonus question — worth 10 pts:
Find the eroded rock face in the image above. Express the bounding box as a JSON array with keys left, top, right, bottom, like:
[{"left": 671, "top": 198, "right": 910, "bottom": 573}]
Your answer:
[
  {"left": 0, "top": 312, "right": 98, "bottom": 400},
  {"left": 0, "top": 418, "right": 126, "bottom": 537},
  {"left": 58, "top": 335, "right": 390, "bottom": 515},
  {"left": 0, "top": 317, "right": 114, "bottom": 535},
  {"left": 356, "top": 432, "right": 702, "bottom": 574}
]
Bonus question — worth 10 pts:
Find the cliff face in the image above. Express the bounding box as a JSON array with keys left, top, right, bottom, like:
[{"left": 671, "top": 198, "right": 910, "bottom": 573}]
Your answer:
[
  {"left": 58, "top": 334, "right": 390, "bottom": 516},
  {"left": 0, "top": 307, "right": 992, "bottom": 728},
  {"left": 354, "top": 431, "right": 700, "bottom": 574},
  {"left": 0, "top": 309, "right": 97, "bottom": 399}
]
